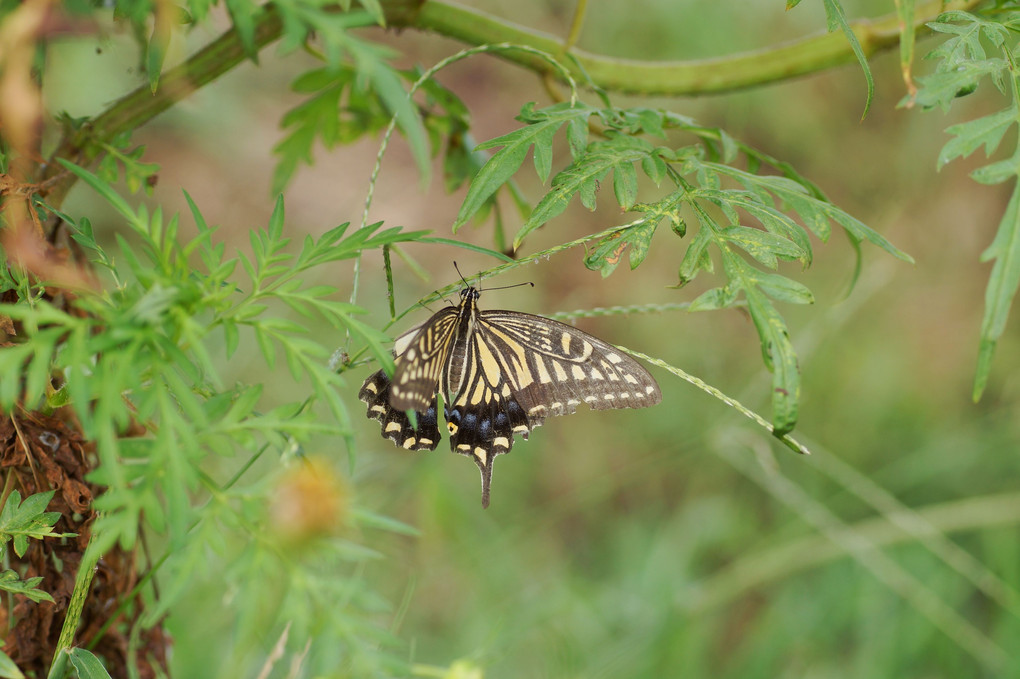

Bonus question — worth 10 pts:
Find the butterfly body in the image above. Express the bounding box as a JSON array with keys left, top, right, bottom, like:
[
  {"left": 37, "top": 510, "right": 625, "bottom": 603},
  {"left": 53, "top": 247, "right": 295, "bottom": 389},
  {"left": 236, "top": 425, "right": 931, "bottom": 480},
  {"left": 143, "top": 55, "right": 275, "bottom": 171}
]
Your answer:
[{"left": 359, "top": 287, "right": 661, "bottom": 507}]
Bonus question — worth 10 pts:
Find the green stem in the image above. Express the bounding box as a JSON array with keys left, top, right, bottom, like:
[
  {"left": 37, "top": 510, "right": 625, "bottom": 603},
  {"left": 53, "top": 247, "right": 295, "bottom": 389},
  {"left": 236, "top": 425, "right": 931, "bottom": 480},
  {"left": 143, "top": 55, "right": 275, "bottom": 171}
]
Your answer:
[
  {"left": 50, "top": 530, "right": 103, "bottom": 672},
  {"left": 563, "top": 0, "right": 587, "bottom": 51}
]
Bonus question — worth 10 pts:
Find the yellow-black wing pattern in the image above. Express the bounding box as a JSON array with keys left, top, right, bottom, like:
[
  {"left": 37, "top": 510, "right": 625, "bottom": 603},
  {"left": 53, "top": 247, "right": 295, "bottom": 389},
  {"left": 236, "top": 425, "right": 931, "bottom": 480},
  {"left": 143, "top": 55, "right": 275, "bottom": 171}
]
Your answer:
[
  {"left": 359, "top": 287, "right": 661, "bottom": 508},
  {"left": 442, "top": 325, "right": 534, "bottom": 508},
  {"left": 358, "top": 306, "right": 459, "bottom": 451},
  {"left": 476, "top": 311, "right": 662, "bottom": 425}
]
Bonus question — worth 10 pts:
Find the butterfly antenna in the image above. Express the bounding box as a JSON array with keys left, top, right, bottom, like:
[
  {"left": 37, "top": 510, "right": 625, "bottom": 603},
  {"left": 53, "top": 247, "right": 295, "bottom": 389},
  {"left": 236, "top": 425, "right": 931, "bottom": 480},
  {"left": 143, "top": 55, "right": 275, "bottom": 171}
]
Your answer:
[
  {"left": 453, "top": 261, "right": 533, "bottom": 293},
  {"left": 483, "top": 281, "right": 535, "bottom": 292},
  {"left": 453, "top": 261, "right": 470, "bottom": 288}
]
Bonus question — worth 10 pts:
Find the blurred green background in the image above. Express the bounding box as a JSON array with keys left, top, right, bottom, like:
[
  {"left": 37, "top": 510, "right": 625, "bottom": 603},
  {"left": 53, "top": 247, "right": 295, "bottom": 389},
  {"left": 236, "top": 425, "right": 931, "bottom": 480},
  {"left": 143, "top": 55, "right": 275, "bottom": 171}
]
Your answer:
[{"left": 45, "top": 0, "right": 1020, "bottom": 676}]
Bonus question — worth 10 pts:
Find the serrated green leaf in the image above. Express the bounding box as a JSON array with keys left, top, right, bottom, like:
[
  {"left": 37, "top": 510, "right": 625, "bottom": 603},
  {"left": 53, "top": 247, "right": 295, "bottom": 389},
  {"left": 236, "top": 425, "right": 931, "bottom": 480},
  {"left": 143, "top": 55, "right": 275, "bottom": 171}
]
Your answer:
[
  {"left": 912, "top": 59, "right": 1004, "bottom": 111},
  {"left": 515, "top": 136, "right": 653, "bottom": 248},
  {"left": 0, "top": 570, "right": 53, "bottom": 603},
  {"left": 939, "top": 107, "right": 1016, "bottom": 170},
  {"left": 455, "top": 124, "right": 559, "bottom": 231},
  {"left": 701, "top": 187, "right": 814, "bottom": 263},
  {"left": 677, "top": 228, "right": 713, "bottom": 285},
  {"left": 583, "top": 219, "right": 658, "bottom": 277},
  {"left": 723, "top": 226, "right": 806, "bottom": 269},
  {"left": 0, "top": 490, "right": 64, "bottom": 559},
  {"left": 689, "top": 286, "right": 737, "bottom": 311},
  {"left": 640, "top": 153, "right": 667, "bottom": 186},
  {"left": 455, "top": 103, "right": 594, "bottom": 231}
]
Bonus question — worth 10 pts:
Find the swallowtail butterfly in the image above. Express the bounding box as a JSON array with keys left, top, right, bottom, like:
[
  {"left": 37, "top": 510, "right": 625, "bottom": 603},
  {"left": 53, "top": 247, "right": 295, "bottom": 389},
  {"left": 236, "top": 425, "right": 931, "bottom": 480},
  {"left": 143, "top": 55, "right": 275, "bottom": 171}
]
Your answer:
[{"left": 359, "top": 287, "right": 661, "bottom": 507}]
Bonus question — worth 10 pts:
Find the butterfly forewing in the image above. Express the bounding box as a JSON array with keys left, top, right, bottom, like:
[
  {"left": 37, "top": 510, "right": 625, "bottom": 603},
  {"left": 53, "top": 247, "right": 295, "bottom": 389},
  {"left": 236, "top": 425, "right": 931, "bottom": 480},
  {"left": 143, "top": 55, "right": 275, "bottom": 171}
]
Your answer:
[
  {"left": 477, "top": 311, "right": 662, "bottom": 421},
  {"left": 388, "top": 306, "right": 460, "bottom": 412}
]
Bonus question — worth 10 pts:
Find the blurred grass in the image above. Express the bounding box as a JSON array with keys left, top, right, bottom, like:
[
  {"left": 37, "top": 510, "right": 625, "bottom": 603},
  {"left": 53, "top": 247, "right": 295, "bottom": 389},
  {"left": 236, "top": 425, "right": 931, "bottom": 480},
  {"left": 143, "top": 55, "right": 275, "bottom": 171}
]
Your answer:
[{"left": 44, "top": 0, "right": 1020, "bottom": 676}]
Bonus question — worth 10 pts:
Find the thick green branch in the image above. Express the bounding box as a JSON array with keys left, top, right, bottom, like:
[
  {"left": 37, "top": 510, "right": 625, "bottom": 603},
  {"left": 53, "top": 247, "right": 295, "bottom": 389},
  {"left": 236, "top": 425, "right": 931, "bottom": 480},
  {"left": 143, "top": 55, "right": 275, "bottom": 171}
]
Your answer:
[
  {"left": 41, "top": 0, "right": 981, "bottom": 208},
  {"left": 41, "top": 5, "right": 285, "bottom": 206},
  {"left": 399, "top": 0, "right": 981, "bottom": 95}
]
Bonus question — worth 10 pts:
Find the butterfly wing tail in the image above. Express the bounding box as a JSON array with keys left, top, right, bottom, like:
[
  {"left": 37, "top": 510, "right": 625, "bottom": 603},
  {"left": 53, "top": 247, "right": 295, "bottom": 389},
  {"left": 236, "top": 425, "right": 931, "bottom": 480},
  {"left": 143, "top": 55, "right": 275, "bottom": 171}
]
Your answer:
[{"left": 445, "top": 396, "right": 531, "bottom": 508}]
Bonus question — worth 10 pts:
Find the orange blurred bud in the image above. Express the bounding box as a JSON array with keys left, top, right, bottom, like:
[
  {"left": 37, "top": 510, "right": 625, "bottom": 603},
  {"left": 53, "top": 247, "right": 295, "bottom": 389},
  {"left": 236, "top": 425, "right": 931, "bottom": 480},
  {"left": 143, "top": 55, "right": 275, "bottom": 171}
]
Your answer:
[{"left": 269, "top": 457, "right": 350, "bottom": 542}]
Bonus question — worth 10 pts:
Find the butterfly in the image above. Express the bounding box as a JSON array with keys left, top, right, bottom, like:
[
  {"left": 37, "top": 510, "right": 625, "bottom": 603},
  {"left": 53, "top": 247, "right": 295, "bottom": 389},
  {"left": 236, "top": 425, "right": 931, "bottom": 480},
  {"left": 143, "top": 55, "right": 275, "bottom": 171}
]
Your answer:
[{"left": 359, "top": 286, "right": 661, "bottom": 508}]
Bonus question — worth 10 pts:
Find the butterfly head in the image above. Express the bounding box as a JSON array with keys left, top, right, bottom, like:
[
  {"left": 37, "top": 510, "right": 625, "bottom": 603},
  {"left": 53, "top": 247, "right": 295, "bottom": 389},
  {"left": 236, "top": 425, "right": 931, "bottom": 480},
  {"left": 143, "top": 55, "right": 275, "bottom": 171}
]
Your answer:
[{"left": 459, "top": 287, "right": 481, "bottom": 303}]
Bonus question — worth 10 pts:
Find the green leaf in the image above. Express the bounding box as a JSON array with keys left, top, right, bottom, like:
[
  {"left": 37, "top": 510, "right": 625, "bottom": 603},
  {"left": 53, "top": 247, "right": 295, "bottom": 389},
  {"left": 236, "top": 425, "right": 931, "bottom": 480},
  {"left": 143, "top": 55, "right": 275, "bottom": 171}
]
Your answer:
[
  {"left": 756, "top": 272, "right": 815, "bottom": 305},
  {"left": 454, "top": 103, "right": 594, "bottom": 231},
  {"left": 417, "top": 237, "right": 515, "bottom": 262},
  {"left": 641, "top": 153, "right": 667, "bottom": 186},
  {"left": 65, "top": 648, "right": 113, "bottom": 679},
  {"left": 0, "top": 570, "right": 54, "bottom": 603},
  {"left": 912, "top": 59, "right": 1004, "bottom": 112},
  {"left": 515, "top": 135, "right": 654, "bottom": 249},
  {"left": 356, "top": 0, "right": 385, "bottom": 25},
  {"left": 677, "top": 227, "right": 714, "bottom": 285},
  {"left": 939, "top": 107, "right": 1016, "bottom": 170},
  {"left": 722, "top": 226, "right": 807, "bottom": 269},
  {"left": 974, "top": 179, "right": 1020, "bottom": 399},
  {"left": 972, "top": 156, "right": 1020, "bottom": 185},
  {"left": 0, "top": 490, "right": 64, "bottom": 559},
  {"left": 57, "top": 160, "right": 139, "bottom": 227},
  {"left": 224, "top": 0, "right": 259, "bottom": 58},
  {"left": 689, "top": 286, "right": 738, "bottom": 312},
  {"left": 745, "top": 286, "right": 800, "bottom": 435},
  {"left": 0, "top": 648, "right": 24, "bottom": 679},
  {"left": 456, "top": 125, "right": 558, "bottom": 231},
  {"left": 357, "top": 53, "right": 431, "bottom": 184},
  {"left": 823, "top": 0, "right": 874, "bottom": 117},
  {"left": 896, "top": 0, "right": 916, "bottom": 95},
  {"left": 351, "top": 508, "right": 420, "bottom": 536},
  {"left": 583, "top": 219, "right": 659, "bottom": 277},
  {"left": 145, "top": 2, "right": 175, "bottom": 92},
  {"left": 566, "top": 116, "right": 588, "bottom": 160},
  {"left": 612, "top": 161, "right": 639, "bottom": 210}
]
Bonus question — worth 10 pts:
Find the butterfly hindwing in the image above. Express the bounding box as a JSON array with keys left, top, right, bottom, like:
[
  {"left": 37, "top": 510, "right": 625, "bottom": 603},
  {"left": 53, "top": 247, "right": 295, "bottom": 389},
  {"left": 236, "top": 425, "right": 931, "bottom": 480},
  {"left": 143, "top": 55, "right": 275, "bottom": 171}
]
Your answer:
[{"left": 359, "top": 369, "right": 441, "bottom": 451}]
